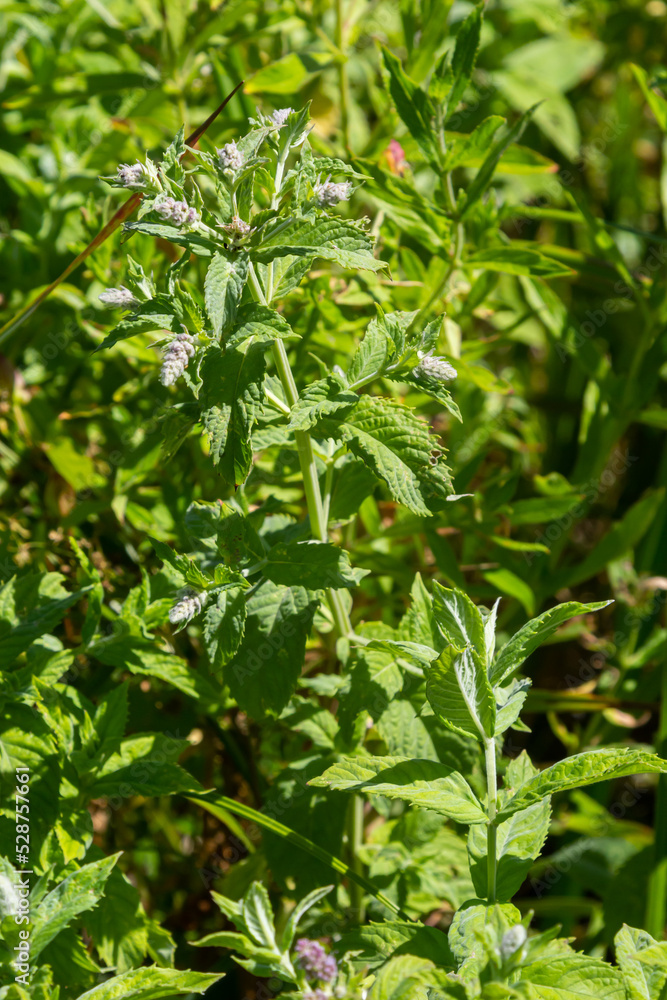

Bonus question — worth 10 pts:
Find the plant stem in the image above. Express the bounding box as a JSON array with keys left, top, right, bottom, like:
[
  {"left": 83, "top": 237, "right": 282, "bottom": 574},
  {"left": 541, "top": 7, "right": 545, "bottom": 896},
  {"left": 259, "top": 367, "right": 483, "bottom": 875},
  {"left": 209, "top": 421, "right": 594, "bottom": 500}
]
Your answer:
[
  {"left": 646, "top": 660, "right": 667, "bottom": 938},
  {"left": 347, "top": 794, "right": 365, "bottom": 922},
  {"left": 485, "top": 737, "right": 498, "bottom": 903},
  {"left": 334, "top": 0, "right": 349, "bottom": 149}
]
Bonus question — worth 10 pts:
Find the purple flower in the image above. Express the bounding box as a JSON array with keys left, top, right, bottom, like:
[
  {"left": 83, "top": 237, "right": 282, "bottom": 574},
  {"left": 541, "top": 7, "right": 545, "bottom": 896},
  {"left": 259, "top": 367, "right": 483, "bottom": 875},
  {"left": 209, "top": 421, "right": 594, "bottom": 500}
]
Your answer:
[{"left": 294, "top": 939, "right": 337, "bottom": 983}]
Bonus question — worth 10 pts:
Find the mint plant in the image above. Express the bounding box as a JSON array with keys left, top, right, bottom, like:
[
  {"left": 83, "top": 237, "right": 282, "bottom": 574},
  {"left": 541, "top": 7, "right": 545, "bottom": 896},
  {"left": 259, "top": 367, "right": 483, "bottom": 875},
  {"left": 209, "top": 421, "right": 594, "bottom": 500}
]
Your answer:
[{"left": 202, "top": 585, "right": 667, "bottom": 998}]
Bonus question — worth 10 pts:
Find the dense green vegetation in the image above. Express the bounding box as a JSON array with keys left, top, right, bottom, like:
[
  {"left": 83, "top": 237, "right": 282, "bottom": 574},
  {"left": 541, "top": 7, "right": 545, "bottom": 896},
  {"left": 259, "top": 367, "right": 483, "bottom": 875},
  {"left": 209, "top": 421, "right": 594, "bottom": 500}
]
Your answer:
[{"left": 2, "top": 1, "right": 667, "bottom": 998}]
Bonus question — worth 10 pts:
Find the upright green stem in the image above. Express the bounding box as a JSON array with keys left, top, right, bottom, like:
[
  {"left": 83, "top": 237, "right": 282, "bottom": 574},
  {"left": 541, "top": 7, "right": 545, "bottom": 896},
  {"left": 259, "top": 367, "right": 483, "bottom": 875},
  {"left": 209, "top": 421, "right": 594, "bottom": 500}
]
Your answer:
[
  {"left": 347, "top": 794, "right": 365, "bottom": 921},
  {"left": 646, "top": 661, "right": 667, "bottom": 938},
  {"left": 485, "top": 737, "right": 498, "bottom": 903},
  {"left": 247, "top": 264, "right": 353, "bottom": 640},
  {"left": 334, "top": 0, "right": 349, "bottom": 149}
]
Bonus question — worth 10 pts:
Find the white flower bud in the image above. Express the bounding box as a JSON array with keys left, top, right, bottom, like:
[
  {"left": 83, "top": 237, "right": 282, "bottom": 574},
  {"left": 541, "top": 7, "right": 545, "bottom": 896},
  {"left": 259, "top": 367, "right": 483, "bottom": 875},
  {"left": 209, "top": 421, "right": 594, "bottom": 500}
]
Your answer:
[
  {"left": 412, "top": 350, "right": 457, "bottom": 382},
  {"left": 500, "top": 924, "right": 527, "bottom": 960},
  {"left": 217, "top": 141, "right": 245, "bottom": 171},
  {"left": 116, "top": 162, "right": 146, "bottom": 188},
  {"left": 313, "top": 175, "right": 353, "bottom": 206},
  {"left": 270, "top": 108, "right": 293, "bottom": 127},
  {"left": 169, "top": 590, "right": 207, "bottom": 623},
  {"left": 160, "top": 331, "right": 196, "bottom": 386},
  {"left": 98, "top": 285, "right": 138, "bottom": 308}
]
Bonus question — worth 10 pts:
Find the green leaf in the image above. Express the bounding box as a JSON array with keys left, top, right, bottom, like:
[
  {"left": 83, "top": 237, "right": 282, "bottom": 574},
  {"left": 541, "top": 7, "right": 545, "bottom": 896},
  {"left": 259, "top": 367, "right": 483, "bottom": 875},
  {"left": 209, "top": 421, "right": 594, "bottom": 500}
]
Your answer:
[
  {"left": 614, "top": 925, "right": 667, "bottom": 1000},
  {"left": 89, "top": 733, "right": 202, "bottom": 798},
  {"left": 461, "top": 106, "right": 537, "bottom": 217},
  {"left": 490, "top": 599, "right": 613, "bottom": 685},
  {"left": 381, "top": 47, "right": 440, "bottom": 167},
  {"left": 202, "top": 587, "right": 247, "bottom": 671},
  {"left": 124, "top": 220, "right": 219, "bottom": 256},
  {"left": 287, "top": 375, "right": 358, "bottom": 431},
  {"left": 149, "top": 537, "right": 211, "bottom": 591},
  {"left": 496, "top": 748, "right": 667, "bottom": 823},
  {"left": 199, "top": 345, "right": 266, "bottom": 482},
  {"left": 0, "top": 574, "right": 90, "bottom": 668},
  {"left": 253, "top": 217, "right": 386, "bottom": 272},
  {"left": 442, "top": 3, "right": 483, "bottom": 119},
  {"left": 322, "top": 395, "right": 452, "bottom": 517},
  {"left": 31, "top": 854, "right": 120, "bottom": 959},
  {"left": 431, "top": 582, "right": 486, "bottom": 654},
  {"left": 279, "top": 885, "right": 334, "bottom": 952},
  {"left": 631, "top": 65, "right": 667, "bottom": 132},
  {"left": 245, "top": 50, "right": 334, "bottom": 95},
  {"left": 466, "top": 247, "right": 573, "bottom": 278},
  {"left": 426, "top": 644, "right": 496, "bottom": 742},
  {"left": 309, "top": 756, "right": 487, "bottom": 825},
  {"left": 84, "top": 861, "right": 174, "bottom": 973},
  {"left": 520, "top": 953, "right": 625, "bottom": 999},
  {"left": 204, "top": 252, "right": 249, "bottom": 339},
  {"left": 263, "top": 540, "right": 367, "bottom": 590},
  {"left": 225, "top": 580, "right": 320, "bottom": 718},
  {"left": 74, "top": 967, "right": 221, "bottom": 1000},
  {"left": 242, "top": 881, "right": 277, "bottom": 949},
  {"left": 225, "top": 303, "right": 297, "bottom": 348},
  {"left": 468, "top": 753, "right": 550, "bottom": 900}
]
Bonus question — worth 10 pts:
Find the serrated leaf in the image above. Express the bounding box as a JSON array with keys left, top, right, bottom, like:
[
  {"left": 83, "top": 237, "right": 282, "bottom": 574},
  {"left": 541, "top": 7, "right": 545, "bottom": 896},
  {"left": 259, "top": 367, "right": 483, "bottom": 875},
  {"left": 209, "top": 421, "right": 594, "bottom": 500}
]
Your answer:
[
  {"left": 31, "top": 855, "right": 120, "bottom": 959},
  {"left": 614, "top": 925, "right": 667, "bottom": 1000},
  {"left": 204, "top": 251, "right": 249, "bottom": 339},
  {"left": 490, "top": 599, "right": 613, "bottom": 685},
  {"left": 264, "top": 540, "right": 367, "bottom": 590},
  {"left": 253, "top": 217, "right": 385, "bottom": 272},
  {"left": 461, "top": 106, "right": 537, "bottom": 217},
  {"left": 288, "top": 375, "right": 358, "bottom": 430},
  {"left": 74, "top": 966, "right": 221, "bottom": 1000},
  {"left": 309, "top": 756, "right": 487, "bottom": 824},
  {"left": 321, "top": 395, "right": 452, "bottom": 517},
  {"left": 432, "top": 582, "right": 486, "bottom": 653},
  {"left": 202, "top": 587, "right": 246, "bottom": 671},
  {"left": 225, "top": 580, "right": 320, "bottom": 718},
  {"left": 150, "top": 537, "right": 211, "bottom": 590},
  {"left": 427, "top": 644, "right": 496, "bottom": 742},
  {"left": 199, "top": 345, "right": 266, "bottom": 482},
  {"left": 225, "top": 302, "right": 297, "bottom": 348},
  {"left": 124, "top": 220, "right": 219, "bottom": 256},
  {"left": 519, "top": 953, "right": 625, "bottom": 999},
  {"left": 0, "top": 574, "right": 91, "bottom": 668},
  {"left": 496, "top": 748, "right": 667, "bottom": 823}
]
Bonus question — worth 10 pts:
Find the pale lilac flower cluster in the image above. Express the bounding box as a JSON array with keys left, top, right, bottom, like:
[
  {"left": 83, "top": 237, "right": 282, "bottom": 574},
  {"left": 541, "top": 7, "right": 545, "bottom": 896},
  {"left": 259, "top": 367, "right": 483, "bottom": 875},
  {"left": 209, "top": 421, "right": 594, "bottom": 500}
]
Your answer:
[
  {"left": 160, "top": 331, "right": 196, "bottom": 386},
  {"left": 98, "top": 286, "right": 138, "bottom": 308},
  {"left": 217, "top": 141, "right": 244, "bottom": 171},
  {"left": 169, "top": 590, "right": 206, "bottom": 623},
  {"left": 304, "top": 990, "right": 329, "bottom": 1000},
  {"left": 155, "top": 198, "right": 199, "bottom": 227},
  {"left": 413, "top": 350, "right": 457, "bottom": 382},
  {"left": 116, "top": 162, "right": 145, "bottom": 188},
  {"left": 313, "top": 176, "right": 353, "bottom": 207},
  {"left": 270, "top": 107, "right": 293, "bottom": 127},
  {"left": 295, "top": 939, "right": 337, "bottom": 983},
  {"left": 222, "top": 215, "right": 253, "bottom": 239}
]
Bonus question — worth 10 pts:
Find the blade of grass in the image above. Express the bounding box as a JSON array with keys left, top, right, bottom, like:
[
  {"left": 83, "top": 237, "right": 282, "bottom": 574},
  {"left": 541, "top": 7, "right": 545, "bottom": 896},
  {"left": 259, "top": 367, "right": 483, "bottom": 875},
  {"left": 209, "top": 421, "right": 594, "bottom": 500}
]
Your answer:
[
  {"left": 0, "top": 80, "right": 245, "bottom": 348},
  {"left": 186, "top": 789, "right": 411, "bottom": 921}
]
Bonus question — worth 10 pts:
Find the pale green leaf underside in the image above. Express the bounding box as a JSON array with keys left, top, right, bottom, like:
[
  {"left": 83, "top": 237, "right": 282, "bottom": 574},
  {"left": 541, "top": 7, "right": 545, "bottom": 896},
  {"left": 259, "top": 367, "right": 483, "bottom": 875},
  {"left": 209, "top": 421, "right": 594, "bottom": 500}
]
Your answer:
[
  {"left": 309, "top": 755, "right": 487, "bottom": 824},
  {"left": 496, "top": 748, "right": 667, "bottom": 823}
]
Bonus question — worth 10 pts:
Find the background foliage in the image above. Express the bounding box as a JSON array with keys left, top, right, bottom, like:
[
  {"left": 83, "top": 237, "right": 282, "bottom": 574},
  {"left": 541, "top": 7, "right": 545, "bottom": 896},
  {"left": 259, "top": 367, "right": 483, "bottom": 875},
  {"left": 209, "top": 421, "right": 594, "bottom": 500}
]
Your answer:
[{"left": 2, "top": 0, "right": 667, "bottom": 997}]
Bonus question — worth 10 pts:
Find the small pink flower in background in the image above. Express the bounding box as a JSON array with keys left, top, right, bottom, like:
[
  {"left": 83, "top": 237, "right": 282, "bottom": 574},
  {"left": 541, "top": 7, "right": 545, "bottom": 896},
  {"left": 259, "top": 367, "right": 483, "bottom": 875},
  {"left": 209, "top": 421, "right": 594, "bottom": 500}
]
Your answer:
[{"left": 385, "top": 139, "right": 407, "bottom": 176}]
